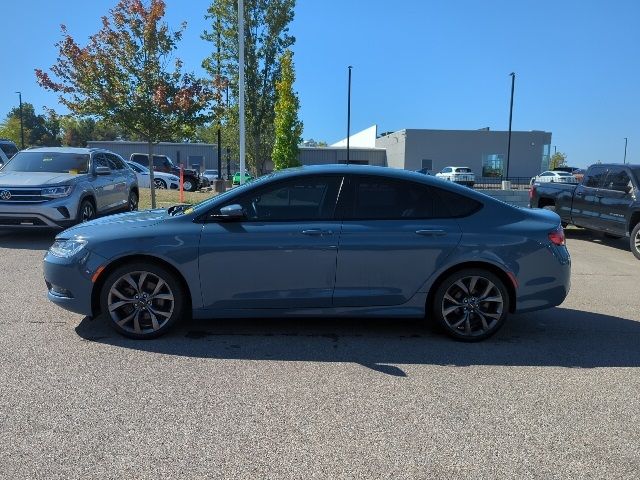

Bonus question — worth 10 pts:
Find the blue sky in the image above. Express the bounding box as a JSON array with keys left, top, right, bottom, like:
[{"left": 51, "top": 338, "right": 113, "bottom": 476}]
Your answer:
[{"left": 2, "top": 0, "right": 639, "bottom": 167}]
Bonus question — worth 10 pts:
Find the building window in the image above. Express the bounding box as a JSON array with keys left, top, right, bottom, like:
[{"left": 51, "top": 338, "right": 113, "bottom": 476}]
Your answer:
[
  {"left": 421, "top": 159, "right": 433, "bottom": 170},
  {"left": 541, "top": 144, "right": 550, "bottom": 172},
  {"left": 481, "top": 154, "right": 505, "bottom": 177}
]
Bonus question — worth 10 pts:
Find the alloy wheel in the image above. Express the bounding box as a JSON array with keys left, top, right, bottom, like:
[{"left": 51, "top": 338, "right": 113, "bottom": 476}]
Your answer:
[
  {"left": 441, "top": 275, "right": 504, "bottom": 337},
  {"left": 154, "top": 178, "right": 167, "bottom": 189},
  {"left": 81, "top": 202, "right": 95, "bottom": 222},
  {"left": 129, "top": 192, "right": 138, "bottom": 211},
  {"left": 107, "top": 271, "right": 175, "bottom": 335}
]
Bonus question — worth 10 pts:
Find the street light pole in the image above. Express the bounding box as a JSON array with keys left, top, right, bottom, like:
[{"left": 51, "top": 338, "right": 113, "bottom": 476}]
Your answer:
[
  {"left": 624, "top": 137, "right": 628, "bottom": 164},
  {"left": 238, "top": 0, "right": 246, "bottom": 184},
  {"left": 15, "top": 91, "right": 24, "bottom": 149},
  {"left": 346, "top": 66, "right": 352, "bottom": 165},
  {"left": 506, "top": 72, "right": 515, "bottom": 178}
]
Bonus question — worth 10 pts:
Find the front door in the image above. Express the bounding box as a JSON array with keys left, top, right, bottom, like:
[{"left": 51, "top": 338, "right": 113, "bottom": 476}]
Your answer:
[
  {"left": 596, "top": 166, "right": 636, "bottom": 235},
  {"left": 333, "top": 176, "right": 463, "bottom": 307},
  {"left": 198, "top": 175, "right": 343, "bottom": 310}
]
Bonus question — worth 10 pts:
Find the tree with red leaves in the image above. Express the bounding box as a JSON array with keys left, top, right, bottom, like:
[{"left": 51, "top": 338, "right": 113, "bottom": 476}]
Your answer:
[{"left": 36, "top": 0, "right": 215, "bottom": 208}]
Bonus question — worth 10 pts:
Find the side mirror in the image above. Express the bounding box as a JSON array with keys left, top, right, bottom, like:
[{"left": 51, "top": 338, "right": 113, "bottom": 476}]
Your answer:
[
  {"left": 218, "top": 204, "right": 245, "bottom": 219},
  {"left": 95, "top": 166, "right": 111, "bottom": 176},
  {"left": 624, "top": 185, "right": 633, "bottom": 194}
]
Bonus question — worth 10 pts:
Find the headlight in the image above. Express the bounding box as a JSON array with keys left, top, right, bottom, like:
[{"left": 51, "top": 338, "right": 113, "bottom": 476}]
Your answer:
[
  {"left": 49, "top": 239, "right": 87, "bottom": 258},
  {"left": 42, "top": 185, "right": 73, "bottom": 198}
]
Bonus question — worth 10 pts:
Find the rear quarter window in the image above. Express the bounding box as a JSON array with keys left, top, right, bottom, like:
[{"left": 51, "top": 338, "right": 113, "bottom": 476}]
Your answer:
[{"left": 433, "top": 188, "right": 483, "bottom": 217}]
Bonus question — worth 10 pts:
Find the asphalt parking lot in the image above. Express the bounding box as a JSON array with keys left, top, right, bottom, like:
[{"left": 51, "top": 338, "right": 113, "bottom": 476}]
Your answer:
[{"left": 1, "top": 229, "right": 639, "bottom": 479}]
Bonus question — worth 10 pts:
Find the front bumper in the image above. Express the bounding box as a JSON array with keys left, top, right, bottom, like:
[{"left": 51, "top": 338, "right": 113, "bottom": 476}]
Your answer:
[
  {"left": 43, "top": 248, "right": 109, "bottom": 316},
  {"left": 0, "top": 197, "right": 81, "bottom": 229}
]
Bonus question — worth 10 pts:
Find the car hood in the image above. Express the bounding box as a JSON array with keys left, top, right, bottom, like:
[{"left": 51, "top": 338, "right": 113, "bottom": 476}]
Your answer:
[
  {"left": 0, "top": 171, "right": 82, "bottom": 187},
  {"left": 60, "top": 209, "right": 170, "bottom": 239}
]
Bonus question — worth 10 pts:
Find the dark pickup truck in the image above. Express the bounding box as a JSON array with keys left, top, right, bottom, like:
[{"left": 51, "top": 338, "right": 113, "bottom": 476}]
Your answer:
[{"left": 529, "top": 163, "right": 640, "bottom": 260}]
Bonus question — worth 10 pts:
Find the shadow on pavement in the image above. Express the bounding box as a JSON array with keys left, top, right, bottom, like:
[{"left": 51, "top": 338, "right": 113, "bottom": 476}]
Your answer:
[
  {"left": 0, "top": 231, "right": 57, "bottom": 251},
  {"left": 565, "top": 228, "right": 630, "bottom": 253},
  {"left": 75, "top": 307, "right": 640, "bottom": 376}
]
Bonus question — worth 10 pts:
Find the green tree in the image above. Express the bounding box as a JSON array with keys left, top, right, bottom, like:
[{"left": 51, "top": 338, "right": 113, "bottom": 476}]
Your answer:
[
  {"left": 272, "top": 50, "right": 302, "bottom": 170},
  {"left": 36, "top": 0, "right": 214, "bottom": 208},
  {"left": 550, "top": 152, "right": 567, "bottom": 170},
  {"left": 60, "top": 117, "right": 125, "bottom": 146},
  {"left": 202, "top": 0, "right": 296, "bottom": 175},
  {"left": 0, "top": 103, "right": 61, "bottom": 147}
]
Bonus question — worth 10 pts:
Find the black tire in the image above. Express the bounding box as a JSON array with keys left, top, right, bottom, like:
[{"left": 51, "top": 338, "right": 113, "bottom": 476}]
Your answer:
[
  {"left": 631, "top": 223, "right": 640, "bottom": 260},
  {"left": 77, "top": 199, "right": 96, "bottom": 224},
  {"left": 154, "top": 178, "right": 167, "bottom": 189},
  {"left": 128, "top": 190, "right": 139, "bottom": 211},
  {"left": 542, "top": 205, "right": 556, "bottom": 213},
  {"left": 183, "top": 176, "right": 198, "bottom": 192},
  {"left": 99, "top": 262, "right": 185, "bottom": 339},
  {"left": 431, "top": 268, "right": 510, "bottom": 342}
]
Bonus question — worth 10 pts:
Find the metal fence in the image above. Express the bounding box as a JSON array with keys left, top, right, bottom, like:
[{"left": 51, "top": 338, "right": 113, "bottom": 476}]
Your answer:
[{"left": 473, "top": 177, "right": 532, "bottom": 190}]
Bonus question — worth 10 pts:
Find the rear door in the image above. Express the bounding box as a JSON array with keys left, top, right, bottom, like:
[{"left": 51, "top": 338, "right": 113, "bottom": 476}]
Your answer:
[
  {"left": 90, "top": 153, "right": 117, "bottom": 211},
  {"left": 333, "top": 175, "right": 463, "bottom": 307},
  {"left": 105, "top": 153, "right": 129, "bottom": 210},
  {"left": 596, "top": 166, "right": 635, "bottom": 234},
  {"left": 571, "top": 166, "right": 607, "bottom": 228}
]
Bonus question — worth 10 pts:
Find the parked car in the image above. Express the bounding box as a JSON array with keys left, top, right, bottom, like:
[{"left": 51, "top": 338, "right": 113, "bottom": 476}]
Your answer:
[
  {"left": 126, "top": 161, "right": 179, "bottom": 189},
  {"left": 129, "top": 153, "right": 201, "bottom": 192},
  {"left": 416, "top": 168, "right": 432, "bottom": 175},
  {"left": 232, "top": 171, "right": 254, "bottom": 185},
  {"left": 0, "top": 139, "right": 19, "bottom": 166},
  {"left": 435, "top": 166, "right": 475, "bottom": 187},
  {"left": 553, "top": 166, "right": 586, "bottom": 183},
  {"left": 0, "top": 147, "right": 138, "bottom": 229},
  {"left": 529, "top": 163, "right": 640, "bottom": 259},
  {"left": 203, "top": 169, "right": 220, "bottom": 184},
  {"left": 530, "top": 170, "right": 580, "bottom": 185},
  {"left": 44, "top": 165, "right": 570, "bottom": 342}
]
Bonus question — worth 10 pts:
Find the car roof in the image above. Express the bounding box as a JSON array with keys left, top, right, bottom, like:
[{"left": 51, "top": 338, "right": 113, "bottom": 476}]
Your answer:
[{"left": 20, "top": 146, "right": 108, "bottom": 155}]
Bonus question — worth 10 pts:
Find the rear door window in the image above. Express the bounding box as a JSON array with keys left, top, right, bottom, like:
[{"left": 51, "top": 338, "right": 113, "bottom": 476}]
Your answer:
[{"left": 583, "top": 167, "right": 607, "bottom": 188}]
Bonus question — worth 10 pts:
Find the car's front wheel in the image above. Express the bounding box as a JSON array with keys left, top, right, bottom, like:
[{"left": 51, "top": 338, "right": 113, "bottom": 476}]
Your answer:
[
  {"left": 183, "top": 176, "right": 198, "bottom": 192},
  {"left": 432, "top": 269, "right": 510, "bottom": 341},
  {"left": 128, "top": 190, "right": 139, "bottom": 211},
  {"left": 78, "top": 199, "right": 96, "bottom": 223},
  {"left": 631, "top": 223, "right": 640, "bottom": 260},
  {"left": 100, "top": 263, "right": 184, "bottom": 339}
]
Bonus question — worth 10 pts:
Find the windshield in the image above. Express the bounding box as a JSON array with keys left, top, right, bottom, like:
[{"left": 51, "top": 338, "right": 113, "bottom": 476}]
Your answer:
[
  {"left": 554, "top": 172, "right": 572, "bottom": 176},
  {"left": 455, "top": 168, "right": 472, "bottom": 173},
  {"left": 0, "top": 143, "right": 18, "bottom": 159},
  {"left": 129, "top": 162, "right": 149, "bottom": 173},
  {"left": 2, "top": 151, "right": 90, "bottom": 174}
]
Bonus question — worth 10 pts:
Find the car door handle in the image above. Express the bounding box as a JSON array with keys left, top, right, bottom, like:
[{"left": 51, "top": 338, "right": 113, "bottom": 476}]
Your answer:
[
  {"left": 415, "top": 229, "right": 447, "bottom": 236},
  {"left": 301, "top": 229, "right": 333, "bottom": 236},
  {"left": 575, "top": 191, "right": 584, "bottom": 197}
]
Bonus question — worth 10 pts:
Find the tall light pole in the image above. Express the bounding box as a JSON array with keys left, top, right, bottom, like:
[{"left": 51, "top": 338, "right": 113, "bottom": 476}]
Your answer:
[
  {"left": 505, "top": 72, "right": 515, "bottom": 178},
  {"left": 346, "top": 66, "right": 352, "bottom": 165},
  {"left": 213, "top": 17, "right": 225, "bottom": 193},
  {"left": 238, "top": 0, "right": 246, "bottom": 184},
  {"left": 624, "top": 137, "right": 628, "bottom": 164},
  {"left": 15, "top": 92, "right": 24, "bottom": 149}
]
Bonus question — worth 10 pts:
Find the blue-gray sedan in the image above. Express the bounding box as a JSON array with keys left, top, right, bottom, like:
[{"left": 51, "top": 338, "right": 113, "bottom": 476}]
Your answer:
[{"left": 44, "top": 165, "right": 570, "bottom": 341}]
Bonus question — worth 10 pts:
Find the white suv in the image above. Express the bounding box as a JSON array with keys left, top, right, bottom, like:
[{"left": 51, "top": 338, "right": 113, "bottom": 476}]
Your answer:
[{"left": 435, "top": 166, "right": 476, "bottom": 187}]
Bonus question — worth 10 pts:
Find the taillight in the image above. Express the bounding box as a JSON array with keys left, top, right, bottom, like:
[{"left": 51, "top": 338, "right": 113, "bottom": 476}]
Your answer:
[
  {"left": 548, "top": 226, "right": 565, "bottom": 246},
  {"left": 529, "top": 184, "right": 536, "bottom": 200}
]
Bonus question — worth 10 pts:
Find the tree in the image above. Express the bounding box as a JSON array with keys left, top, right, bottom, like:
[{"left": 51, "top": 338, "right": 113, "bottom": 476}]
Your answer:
[
  {"left": 202, "top": 0, "right": 296, "bottom": 175},
  {"left": 0, "top": 103, "right": 61, "bottom": 147},
  {"left": 36, "top": 0, "right": 215, "bottom": 208},
  {"left": 550, "top": 152, "right": 567, "bottom": 170},
  {"left": 60, "top": 117, "right": 125, "bottom": 146},
  {"left": 272, "top": 50, "right": 302, "bottom": 170}
]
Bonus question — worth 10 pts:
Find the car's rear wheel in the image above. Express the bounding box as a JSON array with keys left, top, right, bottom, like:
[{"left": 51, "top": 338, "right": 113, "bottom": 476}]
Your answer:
[
  {"left": 154, "top": 178, "right": 167, "bottom": 189},
  {"left": 100, "top": 263, "right": 184, "bottom": 339},
  {"left": 432, "top": 269, "right": 510, "bottom": 341},
  {"left": 128, "top": 190, "right": 138, "bottom": 211},
  {"left": 78, "top": 199, "right": 96, "bottom": 223},
  {"left": 631, "top": 223, "right": 640, "bottom": 260}
]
